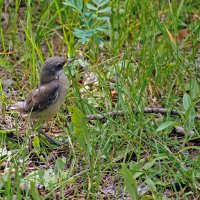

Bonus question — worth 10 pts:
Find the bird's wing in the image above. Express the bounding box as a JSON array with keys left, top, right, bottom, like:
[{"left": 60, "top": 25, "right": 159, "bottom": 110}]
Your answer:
[{"left": 25, "top": 81, "right": 60, "bottom": 113}]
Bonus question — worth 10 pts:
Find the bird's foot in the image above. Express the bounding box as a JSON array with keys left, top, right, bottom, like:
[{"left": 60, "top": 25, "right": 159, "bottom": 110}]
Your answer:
[{"left": 40, "top": 130, "right": 61, "bottom": 146}]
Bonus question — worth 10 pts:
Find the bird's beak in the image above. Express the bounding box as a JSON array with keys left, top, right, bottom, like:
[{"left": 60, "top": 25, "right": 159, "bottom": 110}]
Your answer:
[{"left": 65, "top": 58, "right": 76, "bottom": 65}]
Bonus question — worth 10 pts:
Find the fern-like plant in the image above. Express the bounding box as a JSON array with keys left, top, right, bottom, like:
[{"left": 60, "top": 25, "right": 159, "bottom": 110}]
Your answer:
[{"left": 63, "top": 0, "right": 111, "bottom": 44}]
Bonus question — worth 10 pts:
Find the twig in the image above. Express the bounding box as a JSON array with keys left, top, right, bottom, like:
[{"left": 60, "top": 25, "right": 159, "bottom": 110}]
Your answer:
[{"left": 84, "top": 107, "right": 200, "bottom": 120}]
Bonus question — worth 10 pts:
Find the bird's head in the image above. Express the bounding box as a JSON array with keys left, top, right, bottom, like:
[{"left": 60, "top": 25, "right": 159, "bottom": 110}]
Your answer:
[{"left": 40, "top": 56, "right": 74, "bottom": 85}]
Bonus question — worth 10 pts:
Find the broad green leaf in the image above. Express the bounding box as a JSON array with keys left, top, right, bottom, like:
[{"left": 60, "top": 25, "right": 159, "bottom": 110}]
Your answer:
[
  {"left": 55, "top": 157, "right": 66, "bottom": 174},
  {"left": 146, "top": 179, "right": 157, "bottom": 193},
  {"left": 183, "top": 93, "right": 195, "bottom": 130},
  {"left": 184, "top": 103, "right": 195, "bottom": 118},
  {"left": 63, "top": 0, "right": 83, "bottom": 12},
  {"left": 99, "top": 0, "right": 110, "bottom": 7},
  {"left": 78, "top": 37, "right": 90, "bottom": 44},
  {"left": 97, "top": 15, "right": 110, "bottom": 21},
  {"left": 145, "top": 179, "right": 159, "bottom": 199},
  {"left": 74, "top": 29, "right": 96, "bottom": 38},
  {"left": 183, "top": 93, "right": 191, "bottom": 110},
  {"left": 133, "top": 158, "right": 157, "bottom": 179},
  {"left": 94, "top": 36, "right": 104, "bottom": 43},
  {"left": 23, "top": 169, "right": 57, "bottom": 189},
  {"left": 91, "top": 0, "right": 100, "bottom": 6},
  {"left": 98, "top": 7, "right": 111, "bottom": 13},
  {"left": 121, "top": 165, "right": 138, "bottom": 200},
  {"left": 76, "top": 1, "right": 83, "bottom": 11},
  {"left": 190, "top": 80, "right": 200, "bottom": 99},
  {"left": 86, "top": 3, "right": 97, "bottom": 11},
  {"left": 73, "top": 29, "right": 93, "bottom": 43},
  {"left": 32, "top": 136, "right": 40, "bottom": 156},
  {"left": 96, "top": 24, "right": 109, "bottom": 32},
  {"left": 71, "top": 106, "right": 92, "bottom": 154},
  {"left": 41, "top": 169, "right": 57, "bottom": 188},
  {"left": 156, "top": 121, "right": 174, "bottom": 132},
  {"left": 185, "top": 105, "right": 195, "bottom": 131}
]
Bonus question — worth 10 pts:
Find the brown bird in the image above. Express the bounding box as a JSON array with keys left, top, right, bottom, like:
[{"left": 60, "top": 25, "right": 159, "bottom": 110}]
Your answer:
[{"left": 11, "top": 56, "right": 75, "bottom": 144}]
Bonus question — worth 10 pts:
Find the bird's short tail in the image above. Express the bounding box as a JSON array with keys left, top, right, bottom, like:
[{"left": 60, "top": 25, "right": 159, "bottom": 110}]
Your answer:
[{"left": 10, "top": 102, "right": 26, "bottom": 113}]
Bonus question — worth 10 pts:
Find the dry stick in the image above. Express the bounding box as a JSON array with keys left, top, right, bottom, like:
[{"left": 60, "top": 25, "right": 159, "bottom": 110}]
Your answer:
[
  {"left": 84, "top": 107, "right": 199, "bottom": 135},
  {"left": 85, "top": 107, "right": 200, "bottom": 120}
]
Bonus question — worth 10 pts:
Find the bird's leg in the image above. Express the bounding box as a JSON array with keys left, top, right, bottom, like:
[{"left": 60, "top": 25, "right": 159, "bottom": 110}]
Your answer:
[
  {"left": 37, "top": 121, "right": 61, "bottom": 146},
  {"left": 40, "top": 130, "right": 61, "bottom": 146}
]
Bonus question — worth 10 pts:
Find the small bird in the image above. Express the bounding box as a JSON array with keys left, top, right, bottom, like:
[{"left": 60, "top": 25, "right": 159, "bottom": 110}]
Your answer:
[{"left": 11, "top": 56, "right": 74, "bottom": 122}]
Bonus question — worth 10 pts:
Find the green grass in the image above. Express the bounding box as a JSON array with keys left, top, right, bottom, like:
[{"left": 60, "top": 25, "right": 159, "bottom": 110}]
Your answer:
[{"left": 0, "top": 0, "right": 200, "bottom": 199}]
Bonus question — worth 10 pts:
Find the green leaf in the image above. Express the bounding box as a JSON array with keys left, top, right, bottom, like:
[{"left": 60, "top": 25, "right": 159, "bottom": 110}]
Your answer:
[
  {"left": 130, "top": 155, "right": 168, "bottom": 180},
  {"left": 94, "top": 36, "right": 104, "bottom": 43},
  {"left": 86, "top": 3, "right": 97, "bottom": 11},
  {"left": 177, "top": 0, "right": 184, "bottom": 18},
  {"left": 76, "top": 1, "right": 83, "bottom": 11},
  {"left": 91, "top": 0, "right": 110, "bottom": 7},
  {"left": 71, "top": 106, "right": 92, "bottom": 154},
  {"left": 65, "top": 0, "right": 110, "bottom": 44},
  {"left": 55, "top": 157, "right": 66, "bottom": 174},
  {"left": 156, "top": 121, "right": 174, "bottom": 132},
  {"left": 182, "top": 93, "right": 195, "bottom": 130},
  {"left": 98, "top": 7, "right": 111, "bottom": 13},
  {"left": 97, "top": 14, "right": 110, "bottom": 21},
  {"left": 183, "top": 93, "right": 191, "bottom": 110},
  {"left": 190, "top": 80, "right": 200, "bottom": 99},
  {"left": 120, "top": 165, "right": 138, "bottom": 200},
  {"left": 96, "top": 24, "right": 109, "bottom": 32},
  {"left": 42, "top": 169, "right": 57, "bottom": 188},
  {"left": 73, "top": 29, "right": 96, "bottom": 44},
  {"left": 32, "top": 136, "right": 40, "bottom": 156},
  {"left": 145, "top": 179, "right": 158, "bottom": 199},
  {"left": 146, "top": 178, "right": 157, "bottom": 192},
  {"left": 188, "top": 107, "right": 195, "bottom": 130},
  {"left": 133, "top": 158, "right": 157, "bottom": 179},
  {"left": 63, "top": 0, "right": 83, "bottom": 12},
  {"left": 91, "top": 0, "right": 100, "bottom": 6},
  {"left": 99, "top": 0, "right": 109, "bottom": 7},
  {"left": 74, "top": 28, "right": 95, "bottom": 37},
  {"left": 185, "top": 105, "right": 195, "bottom": 131},
  {"left": 23, "top": 169, "right": 57, "bottom": 189}
]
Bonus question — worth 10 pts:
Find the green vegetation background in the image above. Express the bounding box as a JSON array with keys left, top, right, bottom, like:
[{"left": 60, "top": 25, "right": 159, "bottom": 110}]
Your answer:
[{"left": 0, "top": 0, "right": 199, "bottom": 199}]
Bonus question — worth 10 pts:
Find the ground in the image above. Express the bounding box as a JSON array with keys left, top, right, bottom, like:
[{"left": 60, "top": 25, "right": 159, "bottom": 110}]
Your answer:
[{"left": 0, "top": 0, "right": 200, "bottom": 199}]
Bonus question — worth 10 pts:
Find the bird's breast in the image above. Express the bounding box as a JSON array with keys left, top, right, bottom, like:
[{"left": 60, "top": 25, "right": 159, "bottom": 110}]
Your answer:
[
  {"left": 57, "top": 73, "right": 69, "bottom": 104},
  {"left": 44, "top": 73, "right": 69, "bottom": 121}
]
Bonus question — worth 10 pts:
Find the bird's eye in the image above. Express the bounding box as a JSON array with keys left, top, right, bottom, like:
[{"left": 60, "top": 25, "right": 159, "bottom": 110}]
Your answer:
[
  {"left": 57, "top": 61, "right": 66, "bottom": 69},
  {"left": 57, "top": 63, "right": 63, "bottom": 69}
]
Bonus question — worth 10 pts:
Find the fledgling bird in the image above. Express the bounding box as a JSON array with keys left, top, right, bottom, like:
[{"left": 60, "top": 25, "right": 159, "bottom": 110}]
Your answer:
[{"left": 11, "top": 56, "right": 74, "bottom": 121}]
